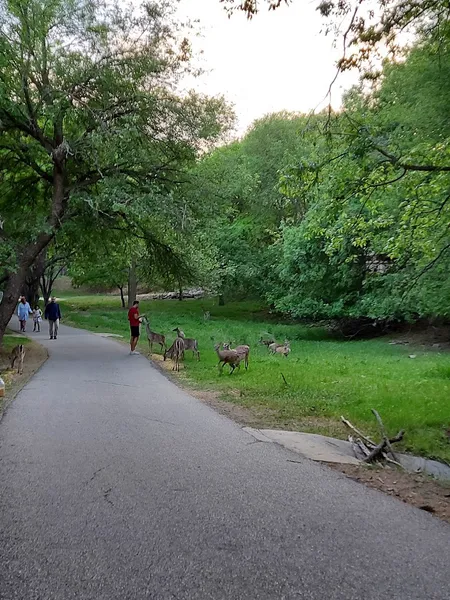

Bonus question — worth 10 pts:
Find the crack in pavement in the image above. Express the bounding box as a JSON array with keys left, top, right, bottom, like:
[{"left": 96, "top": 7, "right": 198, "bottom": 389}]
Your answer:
[
  {"left": 133, "top": 414, "right": 177, "bottom": 427},
  {"left": 86, "top": 463, "right": 112, "bottom": 485},
  {"left": 103, "top": 487, "right": 114, "bottom": 506},
  {"left": 83, "top": 379, "right": 138, "bottom": 388}
]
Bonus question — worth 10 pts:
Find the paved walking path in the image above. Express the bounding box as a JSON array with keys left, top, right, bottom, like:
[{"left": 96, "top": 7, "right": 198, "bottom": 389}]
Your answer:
[{"left": 1, "top": 321, "right": 449, "bottom": 599}]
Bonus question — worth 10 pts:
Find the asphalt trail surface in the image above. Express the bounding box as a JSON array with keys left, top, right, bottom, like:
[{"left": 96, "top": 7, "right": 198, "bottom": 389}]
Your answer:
[{"left": 1, "top": 321, "right": 449, "bottom": 599}]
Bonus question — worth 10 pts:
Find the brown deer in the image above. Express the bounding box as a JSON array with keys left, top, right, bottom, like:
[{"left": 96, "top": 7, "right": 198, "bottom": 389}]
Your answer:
[
  {"left": 223, "top": 343, "right": 250, "bottom": 370},
  {"left": 173, "top": 327, "right": 200, "bottom": 360},
  {"left": 141, "top": 316, "right": 166, "bottom": 354},
  {"left": 270, "top": 340, "right": 290, "bottom": 357},
  {"left": 268, "top": 340, "right": 288, "bottom": 354},
  {"left": 214, "top": 344, "right": 241, "bottom": 375},
  {"left": 164, "top": 337, "right": 185, "bottom": 372},
  {"left": 10, "top": 344, "right": 25, "bottom": 374}
]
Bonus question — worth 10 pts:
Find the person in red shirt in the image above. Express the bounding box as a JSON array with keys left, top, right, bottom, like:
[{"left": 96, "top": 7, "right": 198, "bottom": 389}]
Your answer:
[{"left": 128, "top": 300, "right": 142, "bottom": 355}]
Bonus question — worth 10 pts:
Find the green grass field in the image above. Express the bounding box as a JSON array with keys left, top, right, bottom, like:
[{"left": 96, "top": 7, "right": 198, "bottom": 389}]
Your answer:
[{"left": 60, "top": 295, "right": 450, "bottom": 463}]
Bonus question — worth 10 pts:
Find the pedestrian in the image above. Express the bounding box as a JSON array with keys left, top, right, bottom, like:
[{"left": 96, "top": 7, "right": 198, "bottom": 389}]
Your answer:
[
  {"left": 33, "top": 306, "right": 43, "bottom": 332},
  {"left": 128, "top": 300, "right": 142, "bottom": 355},
  {"left": 17, "top": 296, "right": 32, "bottom": 332},
  {"left": 44, "top": 297, "right": 62, "bottom": 340}
]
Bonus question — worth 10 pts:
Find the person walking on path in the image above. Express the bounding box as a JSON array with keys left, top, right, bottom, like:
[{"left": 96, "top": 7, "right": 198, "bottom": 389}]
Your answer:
[
  {"left": 33, "top": 306, "right": 43, "bottom": 332},
  {"left": 44, "top": 297, "right": 62, "bottom": 340},
  {"left": 17, "top": 296, "right": 32, "bottom": 332},
  {"left": 128, "top": 300, "right": 142, "bottom": 355}
]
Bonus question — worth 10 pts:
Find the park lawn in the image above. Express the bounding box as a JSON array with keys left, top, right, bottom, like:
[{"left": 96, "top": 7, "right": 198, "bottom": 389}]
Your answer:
[{"left": 61, "top": 295, "right": 450, "bottom": 464}]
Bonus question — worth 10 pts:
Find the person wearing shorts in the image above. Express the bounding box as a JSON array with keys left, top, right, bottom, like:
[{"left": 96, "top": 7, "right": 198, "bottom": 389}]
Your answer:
[{"left": 128, "top": 300, "right": 141, "bottom": 355}]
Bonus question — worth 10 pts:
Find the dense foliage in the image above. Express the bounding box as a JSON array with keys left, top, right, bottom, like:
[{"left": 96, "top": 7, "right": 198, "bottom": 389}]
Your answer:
[
  {"left": 0, "top": 0, "right": 232, "bottom": 341},
  {"left": 191, "top": 26, "right": 450, "bottom": 322},
  {"left": 1, "top": 0, "right": 448, "bottom": 334}
]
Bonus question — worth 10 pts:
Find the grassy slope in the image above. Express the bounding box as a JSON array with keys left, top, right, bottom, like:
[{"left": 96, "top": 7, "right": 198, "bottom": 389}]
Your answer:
[
  {"left": 0, "top": 334, "right": 32, "bottom": 403},
  {"left": 61, "top": 295, "right": 450, "bottom": 463}
]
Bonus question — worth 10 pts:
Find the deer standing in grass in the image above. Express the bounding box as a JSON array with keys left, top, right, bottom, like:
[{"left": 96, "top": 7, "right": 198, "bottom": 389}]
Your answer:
[
  {"left": 173, "top": 327, "right": 200, "bottom": 360},
  {"left": 141, "top": 316, "right": 166, "bottom": 354},
  {"left": 164, "top": 337, "right": 185, "bottom": 372},
  {"left": 269, "top": 340, "right": 290, "bottom": 357},
  {"left": 223, "top": 343, "right": 250, "bottom": 370},
  {"left": 10, "top": 344, "right": 25, "bottom": 374},
  {"left": 214, "top": 344, "right": 241, "bottom": 375}
]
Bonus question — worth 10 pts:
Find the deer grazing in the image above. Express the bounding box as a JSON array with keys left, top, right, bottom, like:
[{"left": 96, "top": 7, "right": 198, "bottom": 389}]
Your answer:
[
  {"left": 164, "top": 337, "right": 185, "bottom": 372},
  {"left": 141, "top": 316, "right": 166, "bottom": 354},
  {"left": 172, "top": 327, "right": 200, "bottom": 360},
  {"left": 10, "top": 344, "right": 25, "bottom": 374},
  {"left": 269, "top": 340, "right": 290, "bottom": 357},
  {"left": 214, "top": 344, "right": 241, "bottom": 375},
  {"left": 223, "top": 343, "right": 250, "bottom": 370}
]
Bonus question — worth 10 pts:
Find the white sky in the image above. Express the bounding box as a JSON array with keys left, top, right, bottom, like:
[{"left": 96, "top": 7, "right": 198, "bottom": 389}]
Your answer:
[{"left": 177, "top": 0, "right": 359, "bottom": 135}]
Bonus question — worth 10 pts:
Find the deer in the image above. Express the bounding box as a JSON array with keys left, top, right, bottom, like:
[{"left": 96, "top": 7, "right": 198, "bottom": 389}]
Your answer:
[
  {"left": 172, "top": 327, "right": 200, "bottom": 360},
  {"left": 271, "top": 340, "right": 290, "bottom": 357},
  {"left": 141, "top": 316, "right": 166, "bottom": 354},
  {"left": 10, "top": 344, "right": 25, "bottom": 374},
  {"left": 259, "top": 336, "right": 275, "bottom": 347},
  {"left": 268, "top": 339, "right": 289, "bottom": 354},
  {"left": 164, "top": 337, "right": 185, "bottom": 372},
  {"left": 214, "top": 344, "right": 241, "bottom": 375},
  {"left": 223, "top": 342, "right": 250, "bottom": 370}
]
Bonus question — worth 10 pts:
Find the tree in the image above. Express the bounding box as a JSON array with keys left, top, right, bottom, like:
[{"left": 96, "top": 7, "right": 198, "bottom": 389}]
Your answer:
[
  {"left": 0, "top": 0, "right": 233, "bottom": 344},
  {"left": 70, "top": 252, "right": 129, "bottom": 307},
  {"left": 189, "top": 23, "right": 449, "bottom": 324},
  {"left": 271, "top": 29, "right": 450, "bottom": 322},
  {"left": 189, "top": 113, "right": 321, "bottom": 302}
]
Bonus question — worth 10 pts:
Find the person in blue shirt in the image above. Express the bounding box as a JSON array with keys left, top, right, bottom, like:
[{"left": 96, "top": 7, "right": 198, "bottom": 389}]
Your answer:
[
  {"left": 44, "top": 297, "right": 62, "bottom": 340},
  {"left": 17, "top": 296, "right": 32, "bottom": 332}
]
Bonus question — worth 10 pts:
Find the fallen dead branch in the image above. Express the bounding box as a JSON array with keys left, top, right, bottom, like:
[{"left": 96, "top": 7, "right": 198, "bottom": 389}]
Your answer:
[
  {"left": 342, "top": 411, "right": 405, "bottom": 468},
  {"left": 341, "top": 416, "right": 376, "bottom": 447}
]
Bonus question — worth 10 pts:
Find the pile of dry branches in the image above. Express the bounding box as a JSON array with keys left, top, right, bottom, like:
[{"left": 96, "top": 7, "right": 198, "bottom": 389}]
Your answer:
[{"left": 341, "top": 410, "right": 405, "bottom": 467}]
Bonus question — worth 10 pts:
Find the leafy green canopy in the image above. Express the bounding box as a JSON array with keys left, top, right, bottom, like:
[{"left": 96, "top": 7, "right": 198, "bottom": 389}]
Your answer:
[
  {"left": 192, "top": 26, "right": 450, "bottom": 321},
  {"left": 0, "top": 0, "right": 233, "bottom": 337}
]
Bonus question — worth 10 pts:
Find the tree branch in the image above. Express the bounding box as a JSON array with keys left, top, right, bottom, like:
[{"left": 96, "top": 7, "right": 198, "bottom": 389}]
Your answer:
[{"left": 373, "top": 144, "right": 450, "bottom": 172}]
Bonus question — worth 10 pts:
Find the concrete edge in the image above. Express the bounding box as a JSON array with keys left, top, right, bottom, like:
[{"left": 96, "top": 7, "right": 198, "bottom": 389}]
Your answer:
[{"left": 242, "top": 427, "right": 275, "bottom": 444}]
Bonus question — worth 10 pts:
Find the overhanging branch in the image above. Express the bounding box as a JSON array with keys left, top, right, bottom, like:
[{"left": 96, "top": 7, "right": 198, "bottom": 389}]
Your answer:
[{"left": 373, "top": 144, "right": 450, "bottom": 173}]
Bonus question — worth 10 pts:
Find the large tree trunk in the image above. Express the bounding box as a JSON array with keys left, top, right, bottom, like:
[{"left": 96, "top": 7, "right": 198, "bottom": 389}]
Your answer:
[
  {"left": 127, "top": 259, "right": 137, "bottom": 308},
  {"left": 0, "top": 247, "right": 50, "bottom": 346},
  {"left": 40, "top": 270, "right": 52, "bottom": 307},
  {"left": 0, "top": 271, "right": 25, "bottom": 343},
  {"left": 23, "top": 276, "right": 40, "bottom": 309},
  {"left": 0, "top": 166, "right": 67, "bottom": 346},
  {"left": 119, "top": 285, "right": 125, "bottom": 308},
  {"left": 24, "top": 250, "right": 47, "bottom": 308}
]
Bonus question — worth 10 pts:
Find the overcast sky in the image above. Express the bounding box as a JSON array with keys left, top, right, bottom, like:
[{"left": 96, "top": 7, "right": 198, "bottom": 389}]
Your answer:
[{"left": 177, "top": 0, "right": 359, "bottom": 134}]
